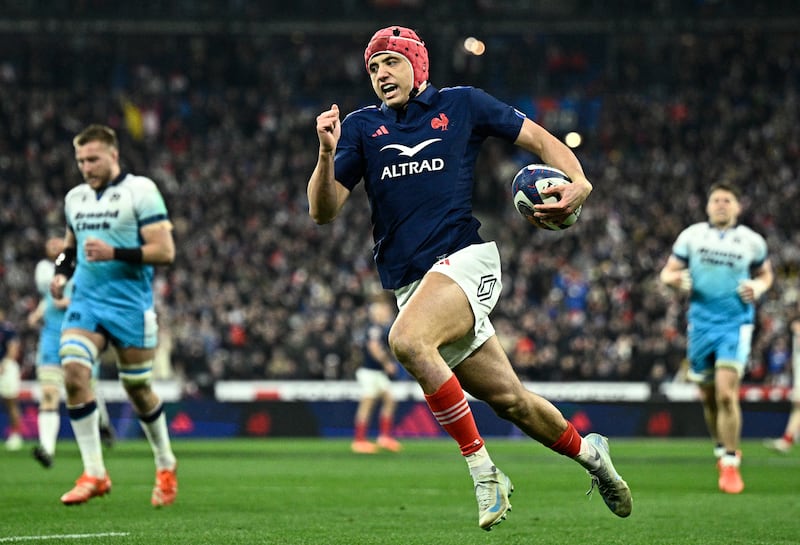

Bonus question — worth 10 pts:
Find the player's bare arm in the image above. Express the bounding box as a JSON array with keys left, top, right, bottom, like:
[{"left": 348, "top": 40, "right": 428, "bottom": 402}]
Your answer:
[
  {"left": 514, "top": 118, "right": 592, "bottom": 219},
  {"left": 308, "top": 104, "right": 351, "bottom": 224},
  {"left": 27, "top": 300, "right": 45, "bottom": 327},
  {"left": 140, "top": 221, "right": 175, "bottom": 264},
  {"left": 82, "top": 221, "right": 175, "bottom": 265}
]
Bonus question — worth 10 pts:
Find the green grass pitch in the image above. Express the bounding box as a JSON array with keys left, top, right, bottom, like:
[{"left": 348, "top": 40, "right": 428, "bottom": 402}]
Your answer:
[{"left": 1, "top": 437, "right": 798, "bottom": 544}]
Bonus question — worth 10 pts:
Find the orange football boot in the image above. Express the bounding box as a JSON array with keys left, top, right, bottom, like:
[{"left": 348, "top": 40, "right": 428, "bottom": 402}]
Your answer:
[
  {"left": 61, "top": 473, "right": 112, "bottom": 505},
  {"left": 152, "top": 466, "right": 178, "bottom": 507}
]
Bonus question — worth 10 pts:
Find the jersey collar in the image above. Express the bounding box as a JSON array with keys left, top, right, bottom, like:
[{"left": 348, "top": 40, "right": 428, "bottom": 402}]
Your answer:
[
  {"left": 93, "top": 171, "right": 127, "bottom": 199},
  {"left": 707, "top": 221, "right": 738, "bottom": 234},
  {"left": 109, "top": 171, "right": 127, "bottom": 187},
  {"left": 380, "top": 84, "right": 438, "bottom": 121}
]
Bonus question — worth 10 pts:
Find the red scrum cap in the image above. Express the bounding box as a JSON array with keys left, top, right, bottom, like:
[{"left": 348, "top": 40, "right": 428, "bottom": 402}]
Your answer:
[{"left": 364, "top": 26, "right": 429, "bottom": 91}]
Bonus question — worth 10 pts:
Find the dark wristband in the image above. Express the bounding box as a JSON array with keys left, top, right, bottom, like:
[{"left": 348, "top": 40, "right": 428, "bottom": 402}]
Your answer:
[
  {"left": 113, "top": 247, "right": 143, "bottom": 263},
  {"left": 54, "top": 247, "right": 77, "bottom": 278}
]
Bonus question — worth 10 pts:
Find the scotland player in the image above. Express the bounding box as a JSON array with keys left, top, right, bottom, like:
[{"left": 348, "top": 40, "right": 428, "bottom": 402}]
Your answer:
[
  {"left": 51, "top": 125, "right": 178, "bottom": 506},
  {"left": 29, "top": 237, "right": 116, "bottom": 468},
  {"left": 660, "top": 182, "right": 773, "bottom": 494},
  {"left": 308, "top": 26, "right": 632, "bottom": 530}
]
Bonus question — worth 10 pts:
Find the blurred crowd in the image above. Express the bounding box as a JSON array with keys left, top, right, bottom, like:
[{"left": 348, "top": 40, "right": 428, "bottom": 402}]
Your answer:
[
  {"left": 0, "top": 21, "right": 798, "bottom": 397},
  {"left": 1, "top": 0, "right": 797, "bottom": 20}
]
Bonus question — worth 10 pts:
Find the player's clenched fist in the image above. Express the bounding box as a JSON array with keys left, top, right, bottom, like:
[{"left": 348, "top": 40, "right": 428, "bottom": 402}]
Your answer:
[
  {"left": 83, "top": 237, "right": 114, "bottom": 262},
  {"left": 316, "top": 104, "right": 340, "bottom": 153}
]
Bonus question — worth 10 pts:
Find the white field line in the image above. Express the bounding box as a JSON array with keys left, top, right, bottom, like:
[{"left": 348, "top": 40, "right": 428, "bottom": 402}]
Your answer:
[{"left": 0, "top": 532, "right": 130, "bottom": 542}]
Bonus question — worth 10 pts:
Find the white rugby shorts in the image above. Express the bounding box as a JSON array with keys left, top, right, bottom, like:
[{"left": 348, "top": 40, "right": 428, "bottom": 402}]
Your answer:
[
  {"left": 356, "top": 367, "right": 392, "bottom": 397},
  {"left": 394, "top": 241, "right": 502, "bottom": 368},
  {"left": 0, "top": 358, "right": 21, "bottom": 398}
]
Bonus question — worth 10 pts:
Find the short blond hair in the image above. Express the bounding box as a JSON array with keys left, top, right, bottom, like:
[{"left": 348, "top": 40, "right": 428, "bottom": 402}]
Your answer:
[{"left": 73, "top": 124, "right": 118, "bottom": 149}]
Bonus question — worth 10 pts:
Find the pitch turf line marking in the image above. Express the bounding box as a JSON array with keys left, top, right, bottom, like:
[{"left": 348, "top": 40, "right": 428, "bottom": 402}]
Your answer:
[{"left": 0, "top": 532, "right": 130, "bottom": 542}]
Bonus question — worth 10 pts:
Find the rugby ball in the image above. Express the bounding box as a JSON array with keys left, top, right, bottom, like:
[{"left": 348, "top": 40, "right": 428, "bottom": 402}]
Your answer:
[{"left": 511, "top": 164, "right": 581, "bottom": 230}]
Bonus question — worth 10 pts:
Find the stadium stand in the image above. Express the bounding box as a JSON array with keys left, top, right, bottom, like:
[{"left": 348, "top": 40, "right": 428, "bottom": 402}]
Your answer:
[{"left": 0, "top": 5, "right": 798, "bottom": 399}]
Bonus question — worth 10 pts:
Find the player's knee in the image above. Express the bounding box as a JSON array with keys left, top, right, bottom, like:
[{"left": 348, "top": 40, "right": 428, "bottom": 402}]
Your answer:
[
  {"left": 387, "top": 325, "right": 425, "bottom": 365},
  {"left": 716, "top": 388, "right": 738, "bottom": 409},
  {"left": 40, "top": 385, "right": 60, "bottom": 408},
  {"left": 387, "top": 324, "right": 404, "bottom": 357}
]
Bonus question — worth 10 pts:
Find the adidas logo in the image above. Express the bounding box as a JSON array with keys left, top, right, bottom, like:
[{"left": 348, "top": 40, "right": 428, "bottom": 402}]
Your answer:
[{"left": 371, "top": 125, "right": 389, "bottom": 137}]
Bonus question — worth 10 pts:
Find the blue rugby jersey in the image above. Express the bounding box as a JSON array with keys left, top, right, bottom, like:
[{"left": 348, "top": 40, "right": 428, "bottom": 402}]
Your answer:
[
  {"left": 672, "top": 222, "right": 768, "bottom": 327},
  {"left": 335, "top": 85, "right": 526, "bottom": 289},
  {"left": 361, "top": 321, "right": 391, "bottom": 372},
  {"left": 64, "top": 171, "right": 169, "bottom": 309}
]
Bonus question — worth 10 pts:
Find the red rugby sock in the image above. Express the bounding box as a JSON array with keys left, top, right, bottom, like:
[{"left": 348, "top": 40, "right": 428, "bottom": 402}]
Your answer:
[
  {"left": 549, "top": 421, "right": 582, "bottom": 458},
  {"left": 425, "top": 374, "right": 484, "bottom": 456},
  {"left": 379, "top": 415, "right": 393, "bottom": 437},
  {"left": 354, "top": 421, "right": 368, "bottom": 442}
]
